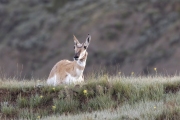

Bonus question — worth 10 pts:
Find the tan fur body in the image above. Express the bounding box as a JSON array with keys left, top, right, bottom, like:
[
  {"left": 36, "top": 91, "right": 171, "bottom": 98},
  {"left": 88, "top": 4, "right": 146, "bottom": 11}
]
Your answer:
[
  {"left": 47, "top": 52, "right": 87, "bottom": 85},
  {"left": 48, "top": 60, "right": 84, "bottom": 81}
]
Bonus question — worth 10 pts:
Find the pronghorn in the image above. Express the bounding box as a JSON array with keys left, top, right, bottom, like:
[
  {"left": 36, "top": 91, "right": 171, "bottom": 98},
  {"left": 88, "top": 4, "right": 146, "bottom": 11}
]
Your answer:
[{"left": 47, "top": 34, "right": 91, "bottom": 86}]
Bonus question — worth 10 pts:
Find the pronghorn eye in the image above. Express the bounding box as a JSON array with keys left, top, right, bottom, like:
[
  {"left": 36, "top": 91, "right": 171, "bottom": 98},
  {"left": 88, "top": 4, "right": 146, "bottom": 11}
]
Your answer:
[
  {"left": 84, "top": 46, "right": 87, "bottom": 49},
  {"left": 74, "top": 46, "right": 75, "bottom": 49}
]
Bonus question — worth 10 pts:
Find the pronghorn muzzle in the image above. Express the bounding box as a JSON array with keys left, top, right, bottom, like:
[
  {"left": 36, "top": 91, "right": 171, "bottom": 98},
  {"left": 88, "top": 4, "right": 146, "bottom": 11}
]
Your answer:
[{"left": 74, "top": 55, "right": 79, "bottom": 60}]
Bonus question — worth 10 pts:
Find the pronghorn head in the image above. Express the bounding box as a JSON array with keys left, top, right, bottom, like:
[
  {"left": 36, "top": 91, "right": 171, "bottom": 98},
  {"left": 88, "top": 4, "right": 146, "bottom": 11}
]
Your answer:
[{"left": 73, "top": 34, "right": 91, "bottom": 61}]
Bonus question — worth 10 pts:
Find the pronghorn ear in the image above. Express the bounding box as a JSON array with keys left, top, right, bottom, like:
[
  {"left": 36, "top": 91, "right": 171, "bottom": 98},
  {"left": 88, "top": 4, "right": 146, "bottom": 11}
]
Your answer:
[
  {"left": 84, "top": 34, "right": 91, "bottom": 49},
  {"left": 73, "top": 35, "right": 80, "bottom": 45}
]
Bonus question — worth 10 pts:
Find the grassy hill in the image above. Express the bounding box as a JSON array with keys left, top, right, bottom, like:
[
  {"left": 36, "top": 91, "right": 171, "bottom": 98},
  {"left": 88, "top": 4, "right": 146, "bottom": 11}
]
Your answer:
[{"left": 0, "top": 72, "right": 180, "bottom": 119}]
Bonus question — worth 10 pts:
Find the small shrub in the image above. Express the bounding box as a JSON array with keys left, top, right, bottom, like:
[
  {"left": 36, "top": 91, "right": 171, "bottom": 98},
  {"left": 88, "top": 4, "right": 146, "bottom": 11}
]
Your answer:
[
  {"left": 121, "top": 11, "right": 132, "bottom": 19},
  {"left": 30, "top": 94, "right": 42, "bottom": 108},
  {"left": 176, "top": 6, "right": 180, "bottom": 15},
  {"left": 105, "top": 31, "right": 118, "bottom": 40},
  {"left": 17, "top": 97, "right": 29, "bottom": 108},
  {"left": 43, "top": 86, "right": 64, "bottom": 93},
  {"left": 155, "top": 107, "right": 180, "bottom": 120},
  {"left": 19, "top": 109, "right": 38, "bottom": 120},
  {"left": 114, "top": 23, "right": 124, "bottom": 30},
  {"left": 53, "top": 98, "right": 80, "bottom": 114},
  {"left": 147, "top": 84, "right": 164, "bottom": 100},
  {"left": 110, "top": 82, "right": 133, "bottom": 102},
  {"left": 40, "top": 95, "right": 52, "bottom": 106},
  {"left": 46, "top": 0, "right": 70, "bottom": 13},
  {"left": 1, "top": 104, "right": 18, "bottom": 118},
  {"left": 164, "top": 81, "right": 180, "bottom": 93},
  {"left": 83, "top": 95, "right": 115, "bottom": 111},
  {"left": 1, "top": 95, "right": 11, "bottom": 102}
]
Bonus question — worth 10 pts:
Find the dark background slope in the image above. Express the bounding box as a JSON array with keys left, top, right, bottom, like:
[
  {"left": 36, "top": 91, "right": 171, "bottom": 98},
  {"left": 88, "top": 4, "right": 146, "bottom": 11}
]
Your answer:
[{"left": 0, "top": 0, "right": 180, "bottom": 79}]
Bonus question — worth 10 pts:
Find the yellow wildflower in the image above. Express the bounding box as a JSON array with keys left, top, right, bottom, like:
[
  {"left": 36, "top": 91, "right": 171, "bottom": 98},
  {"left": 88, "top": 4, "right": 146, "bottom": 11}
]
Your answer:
[
  {"left": 83, "top": 90, "right": 88, "bottom": 95},
  {"left": 52, "top": 88, "right": 55, "bottom": 91},
  {"left": 131, "top": 72, "right": 134, "bottom": 75},
  {"left": 37, "top": 116, "right": 40, "bottom": 119},
  {"left": 154, "top": 106, "right": 156, "bottom": 109},
  {"left": 52, "top": 105, "right": 56, "bottom": 110},
  {"left": 154, "top": 68, "right": 157, "bottom": 71},
  {"left": 40, "top": 95, "right": 43, "bottom": 98}
]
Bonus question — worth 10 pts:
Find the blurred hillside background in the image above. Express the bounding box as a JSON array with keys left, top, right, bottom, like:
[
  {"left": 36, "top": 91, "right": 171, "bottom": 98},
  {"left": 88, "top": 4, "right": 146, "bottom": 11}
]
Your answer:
[{"left": 0, "top": 0, "right": 180, "bottom": 79}]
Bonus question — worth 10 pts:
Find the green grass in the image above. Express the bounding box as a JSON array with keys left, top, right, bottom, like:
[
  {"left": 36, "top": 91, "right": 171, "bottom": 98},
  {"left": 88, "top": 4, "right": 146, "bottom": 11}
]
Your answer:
[
  {"left": 53, "top": 98, "right": 80, "bottom": 114},
  {"left": 1, "top": 104, "right": 18, "bottom": 118},
  {"left": 44, "top": 92, "right": 180, "bottom": 120},
  {"left": 0, "top": 74, "right": 180, "bottom": 119}
]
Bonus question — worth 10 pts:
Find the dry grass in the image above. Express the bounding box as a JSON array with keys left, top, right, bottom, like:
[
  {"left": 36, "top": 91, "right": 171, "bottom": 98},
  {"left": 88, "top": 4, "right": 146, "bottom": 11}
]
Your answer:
[
  {"left": 44, "top": 92, "right": 180, "bottom": 120},
  {"left": 0, "top": 74, "right": 180, "bottom": 119}
]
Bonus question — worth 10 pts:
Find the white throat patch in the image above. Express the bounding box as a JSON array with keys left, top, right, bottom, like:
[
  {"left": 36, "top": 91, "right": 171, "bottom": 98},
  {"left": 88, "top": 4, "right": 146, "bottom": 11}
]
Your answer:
[{"left": 77, "top": 60, "right": 86, "bottom": 67}]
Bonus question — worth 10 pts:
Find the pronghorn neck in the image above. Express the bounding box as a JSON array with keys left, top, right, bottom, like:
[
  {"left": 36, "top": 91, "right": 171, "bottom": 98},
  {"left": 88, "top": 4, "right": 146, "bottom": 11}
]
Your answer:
[{"left": 76, "top": 52, "right": 88, "bottom": 67}]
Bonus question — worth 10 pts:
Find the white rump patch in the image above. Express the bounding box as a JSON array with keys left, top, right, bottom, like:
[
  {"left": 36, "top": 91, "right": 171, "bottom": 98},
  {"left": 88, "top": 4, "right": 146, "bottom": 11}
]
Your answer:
[{"left": 47, "top": 74, "right": 57, "bottom": 86}]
